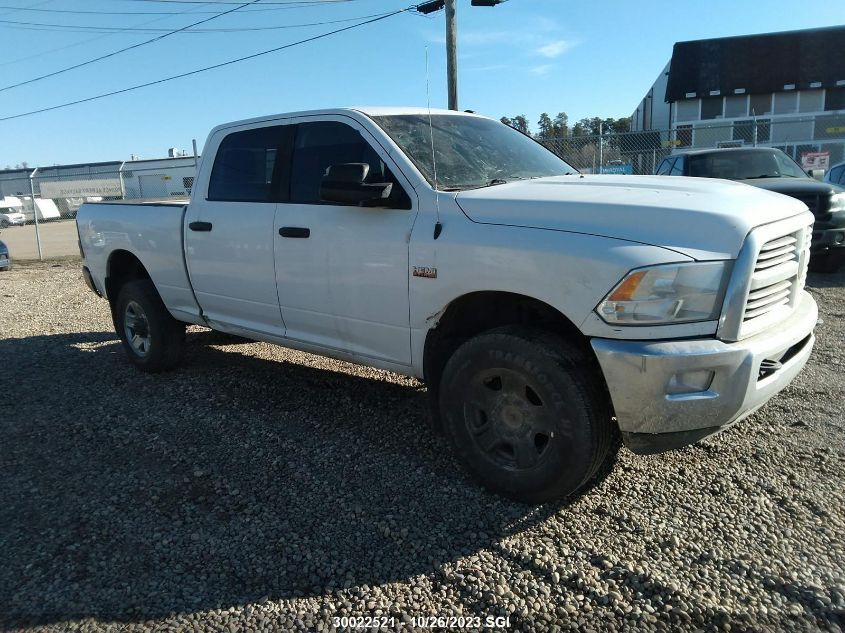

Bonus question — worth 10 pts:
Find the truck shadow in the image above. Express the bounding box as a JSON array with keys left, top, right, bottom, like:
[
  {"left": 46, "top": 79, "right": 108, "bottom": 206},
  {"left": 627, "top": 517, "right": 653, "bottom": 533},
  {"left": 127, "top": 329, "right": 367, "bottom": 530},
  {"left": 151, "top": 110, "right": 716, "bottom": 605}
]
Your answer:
[
  {"left": 0, "top": 330, "right": 592, "bottom": 627},
  {"left": 806, "top": 268, "right": 845, "bottom": 289}
]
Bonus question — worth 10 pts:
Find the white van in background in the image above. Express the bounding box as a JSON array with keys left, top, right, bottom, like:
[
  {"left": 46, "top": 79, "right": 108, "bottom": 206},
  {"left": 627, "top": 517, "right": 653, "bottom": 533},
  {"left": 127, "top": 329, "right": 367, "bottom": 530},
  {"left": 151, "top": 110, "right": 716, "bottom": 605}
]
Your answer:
[
  {"left": 0, "top": 196, "right": 26, "bottom": 227},
  {"left": 21, "top": 197, "right": 61, "bottom": 223}
]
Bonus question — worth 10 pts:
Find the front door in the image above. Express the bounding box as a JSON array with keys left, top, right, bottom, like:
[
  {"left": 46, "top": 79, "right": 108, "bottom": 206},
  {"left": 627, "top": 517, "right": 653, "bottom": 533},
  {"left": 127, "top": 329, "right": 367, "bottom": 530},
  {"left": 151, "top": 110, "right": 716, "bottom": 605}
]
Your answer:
[
  {"left": 273, "top": 117, "right": 417, "bottom": 365},
  {"left": 185, "top": 123, "right": 291, "bottom": 336}
]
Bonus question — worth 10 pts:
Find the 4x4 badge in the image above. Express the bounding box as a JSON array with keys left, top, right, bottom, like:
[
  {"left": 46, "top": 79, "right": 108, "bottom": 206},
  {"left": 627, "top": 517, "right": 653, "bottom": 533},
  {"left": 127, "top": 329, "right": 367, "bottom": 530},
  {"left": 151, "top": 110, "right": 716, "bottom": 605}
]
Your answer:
[{"left": 413, "top": 266, "right": 437, "bottom": 279}]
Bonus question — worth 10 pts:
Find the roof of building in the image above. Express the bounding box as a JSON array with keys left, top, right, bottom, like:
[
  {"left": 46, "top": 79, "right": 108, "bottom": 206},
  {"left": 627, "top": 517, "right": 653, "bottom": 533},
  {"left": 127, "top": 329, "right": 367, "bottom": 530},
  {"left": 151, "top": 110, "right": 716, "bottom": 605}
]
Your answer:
[{"left": 665, "top": 25, "right": 845, "bottom": 103}]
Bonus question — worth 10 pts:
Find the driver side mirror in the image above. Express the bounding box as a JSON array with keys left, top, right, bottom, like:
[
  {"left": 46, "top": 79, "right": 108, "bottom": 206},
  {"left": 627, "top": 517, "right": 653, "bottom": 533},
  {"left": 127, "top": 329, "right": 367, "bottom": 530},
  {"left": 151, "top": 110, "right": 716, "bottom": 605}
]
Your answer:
[
  {"left": 319, "top": 163, "right": 393, "bottom": 206},
  {"left": 806, "top": 168, "right": 825, "bottom": 180}
]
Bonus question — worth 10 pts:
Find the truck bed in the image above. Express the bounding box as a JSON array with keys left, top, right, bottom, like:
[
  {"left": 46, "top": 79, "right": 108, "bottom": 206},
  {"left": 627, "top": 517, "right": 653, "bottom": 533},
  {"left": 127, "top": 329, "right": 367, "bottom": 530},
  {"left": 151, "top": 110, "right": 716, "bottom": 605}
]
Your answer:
[
  {"left": 76, "top": 200, "right": 201, "bottom": 323},
  {"left": 85, "top": 198, "right": 190, "bottom": 206}
]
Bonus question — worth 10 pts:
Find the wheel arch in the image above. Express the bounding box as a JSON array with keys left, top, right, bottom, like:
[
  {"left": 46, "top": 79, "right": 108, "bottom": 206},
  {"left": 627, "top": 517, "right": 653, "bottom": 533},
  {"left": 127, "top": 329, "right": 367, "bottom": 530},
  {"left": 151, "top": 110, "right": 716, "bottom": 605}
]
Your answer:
[
  {"left": 105, "top": 249, "right": 152, "bottom": 304},
  {"left": 422, "top": 290, "right": 593, "bottom": 389}
]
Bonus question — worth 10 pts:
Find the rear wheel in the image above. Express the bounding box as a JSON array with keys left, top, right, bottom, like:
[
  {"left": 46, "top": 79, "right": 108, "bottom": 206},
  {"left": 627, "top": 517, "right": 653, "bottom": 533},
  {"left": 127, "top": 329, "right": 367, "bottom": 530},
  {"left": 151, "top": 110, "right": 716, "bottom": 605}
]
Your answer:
[
  {"left": 114, "top": 279, "right": 185, "bottom": 372},
  {"left": 439, "top": 326, "right": 616, "bottom": 503}
]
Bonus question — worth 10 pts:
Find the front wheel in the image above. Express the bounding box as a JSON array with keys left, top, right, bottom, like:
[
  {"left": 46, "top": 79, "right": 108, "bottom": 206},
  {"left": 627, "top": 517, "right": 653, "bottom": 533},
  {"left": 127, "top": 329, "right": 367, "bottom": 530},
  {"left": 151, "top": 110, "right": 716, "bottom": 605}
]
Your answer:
[
  {"left": 0, "top": 219, "right": 9, "bottom": 228},
  {"left": 114, "top": 279, "right": 185, "bottom": 372},
  {"left": 439, "top": 327, "right": 616, "bottom": 503}
]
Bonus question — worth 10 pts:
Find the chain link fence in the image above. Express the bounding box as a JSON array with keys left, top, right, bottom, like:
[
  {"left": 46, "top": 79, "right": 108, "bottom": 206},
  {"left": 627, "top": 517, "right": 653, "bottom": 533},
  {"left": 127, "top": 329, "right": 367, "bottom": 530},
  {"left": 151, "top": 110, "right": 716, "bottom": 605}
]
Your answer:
[
  {"left": 539, "top": 115, "right": 845, "bottom": 175},
  {"left": 0, "top": 159, "right": 196, "bottom": 261},
  {"left": 2, "top": 114, "right": 844, "bottom": 261}
]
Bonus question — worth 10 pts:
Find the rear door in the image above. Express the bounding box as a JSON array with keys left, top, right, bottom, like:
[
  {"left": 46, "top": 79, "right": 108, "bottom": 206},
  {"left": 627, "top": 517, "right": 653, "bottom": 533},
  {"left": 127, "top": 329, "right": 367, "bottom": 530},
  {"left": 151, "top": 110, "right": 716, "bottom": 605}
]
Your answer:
[
  {"left": 185, "top": 122, "right": 293, "bottom": 336},
  {"left": 273, "top": 116, "right": 417, "bottom": 365}
]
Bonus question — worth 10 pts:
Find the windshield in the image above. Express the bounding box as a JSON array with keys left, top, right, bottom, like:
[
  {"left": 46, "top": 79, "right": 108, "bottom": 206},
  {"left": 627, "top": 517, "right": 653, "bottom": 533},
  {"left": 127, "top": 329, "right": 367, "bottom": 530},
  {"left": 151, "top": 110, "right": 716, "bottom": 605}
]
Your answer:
[
  {"left": 372, "top": 114, "right": 577, "bottom": 190},
  {"left": 687, "top": 150, "right": 806, "bottom": 180}
]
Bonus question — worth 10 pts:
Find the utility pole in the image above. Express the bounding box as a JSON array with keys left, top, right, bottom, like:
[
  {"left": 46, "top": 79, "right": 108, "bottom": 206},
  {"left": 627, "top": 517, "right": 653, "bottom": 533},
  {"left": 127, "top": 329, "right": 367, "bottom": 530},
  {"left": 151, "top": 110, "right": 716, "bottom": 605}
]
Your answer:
[
  {"left": 415, "top": 0, "right": 503, "bottom": 111},
  {"left": 29, "top": 168, "right": 42, "bottom": 261},
  {"left": 598, "top": 121, "right": 604, "bottom": 173},
  {"left": 445, "top": 0, "right": 458, "bottom": 110}
]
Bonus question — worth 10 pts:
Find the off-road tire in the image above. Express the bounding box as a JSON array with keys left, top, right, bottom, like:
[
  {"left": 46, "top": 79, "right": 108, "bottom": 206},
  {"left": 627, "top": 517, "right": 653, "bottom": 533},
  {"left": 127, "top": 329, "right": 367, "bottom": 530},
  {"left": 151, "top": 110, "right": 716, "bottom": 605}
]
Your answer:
[
  {"left": 114, "top": 279, "right": 185, "bottom": 372},
  {"left": 439, "top": 326, "right": 616, "bottom": 503}
]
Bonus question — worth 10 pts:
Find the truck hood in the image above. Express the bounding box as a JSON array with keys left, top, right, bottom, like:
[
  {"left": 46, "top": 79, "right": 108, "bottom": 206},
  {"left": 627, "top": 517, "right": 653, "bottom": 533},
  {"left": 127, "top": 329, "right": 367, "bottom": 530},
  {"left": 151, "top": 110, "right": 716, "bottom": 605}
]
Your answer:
[
  {"left": 744, "top": 177, "right": 842, "bottom": 196},
  {"left": 454, "top": 174, "right": 809, "bottom": 260}
]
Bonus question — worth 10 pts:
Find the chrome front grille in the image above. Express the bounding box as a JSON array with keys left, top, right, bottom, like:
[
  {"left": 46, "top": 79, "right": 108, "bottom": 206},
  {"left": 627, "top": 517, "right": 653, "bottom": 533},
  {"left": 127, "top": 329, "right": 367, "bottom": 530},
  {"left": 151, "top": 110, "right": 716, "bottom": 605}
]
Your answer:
[
  {"left": 744, "top": 279, "right": 792, "bottom": 319},
  {"left": 738, "top": 224, "right": 810, "bottom": 337},
  {"left": 718, "top": 214, "right": 813, "bottom": 342}
]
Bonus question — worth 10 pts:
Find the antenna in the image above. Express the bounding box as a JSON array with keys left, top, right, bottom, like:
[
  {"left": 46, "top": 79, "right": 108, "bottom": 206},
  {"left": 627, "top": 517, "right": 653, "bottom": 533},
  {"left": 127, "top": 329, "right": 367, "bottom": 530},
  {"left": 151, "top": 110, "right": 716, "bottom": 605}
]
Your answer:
[{"left": 425, "top": 46, "right": 443, "bottom": 239}]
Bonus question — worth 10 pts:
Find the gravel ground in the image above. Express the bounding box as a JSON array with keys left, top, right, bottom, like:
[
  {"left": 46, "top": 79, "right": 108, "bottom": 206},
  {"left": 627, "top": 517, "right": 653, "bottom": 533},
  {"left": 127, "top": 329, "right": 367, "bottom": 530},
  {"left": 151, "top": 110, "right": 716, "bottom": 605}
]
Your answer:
[{"left": 1, "top": 260, "right": 843, "bottom": 633}]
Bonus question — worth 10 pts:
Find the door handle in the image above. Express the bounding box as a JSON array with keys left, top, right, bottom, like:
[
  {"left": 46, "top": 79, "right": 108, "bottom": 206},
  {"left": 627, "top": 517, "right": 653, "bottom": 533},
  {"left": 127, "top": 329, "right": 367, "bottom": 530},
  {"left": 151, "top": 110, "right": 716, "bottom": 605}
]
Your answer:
[
  {"left": 279, "top": 227, "right": 310, "bottom": 238},
  {"left": 189, "top": 221, "right": 213, "bottom": 232}
]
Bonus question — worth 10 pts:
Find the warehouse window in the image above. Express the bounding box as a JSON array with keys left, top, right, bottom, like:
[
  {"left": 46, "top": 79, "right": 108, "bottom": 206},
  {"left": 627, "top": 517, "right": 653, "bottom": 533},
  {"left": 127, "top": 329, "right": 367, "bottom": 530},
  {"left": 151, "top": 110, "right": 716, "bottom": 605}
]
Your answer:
[
  {"left": 208, "top": 125, "right": 289, "bottom": 202},
  {"left": 724, "top": 95, "right": 748, "bottom": 118},
  {"left": 825, "top": 88, "right": 845, "bottom": 111},
  {"left": 700, "top": 98, "right": 723, "bottom": 120},
  {"left": 799, "top": 90, "right": 824, "bottom": 112},
  {"left": 750, "top": 94, "right": 773, "bottom": 116},
  {"left": 675, "top": 99, "right": 699, "bottom": 122},
  {"left": 774, "top": 92, "right": 798, "bottom": 115}
]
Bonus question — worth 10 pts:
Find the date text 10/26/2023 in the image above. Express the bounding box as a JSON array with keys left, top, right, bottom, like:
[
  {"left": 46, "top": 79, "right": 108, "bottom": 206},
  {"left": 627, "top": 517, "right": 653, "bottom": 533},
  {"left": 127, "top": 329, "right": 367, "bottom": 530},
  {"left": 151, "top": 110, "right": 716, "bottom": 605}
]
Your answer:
[{"left": 333, "top": 615, "right": 512, "bottom": 629}]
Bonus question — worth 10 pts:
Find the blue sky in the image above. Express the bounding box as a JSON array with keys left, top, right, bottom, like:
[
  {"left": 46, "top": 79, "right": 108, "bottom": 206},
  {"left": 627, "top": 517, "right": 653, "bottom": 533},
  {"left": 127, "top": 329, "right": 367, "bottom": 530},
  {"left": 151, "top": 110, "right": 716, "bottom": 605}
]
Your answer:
[{"left": 1, "top": 0, "right": 844, "bottom": 167}]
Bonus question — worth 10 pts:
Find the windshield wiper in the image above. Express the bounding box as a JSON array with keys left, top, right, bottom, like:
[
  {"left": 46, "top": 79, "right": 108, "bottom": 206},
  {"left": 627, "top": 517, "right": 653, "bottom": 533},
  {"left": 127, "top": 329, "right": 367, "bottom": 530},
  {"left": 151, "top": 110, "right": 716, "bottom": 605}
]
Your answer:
[{"left": 741, "top": 174, "right": 780, "bottom": 179}]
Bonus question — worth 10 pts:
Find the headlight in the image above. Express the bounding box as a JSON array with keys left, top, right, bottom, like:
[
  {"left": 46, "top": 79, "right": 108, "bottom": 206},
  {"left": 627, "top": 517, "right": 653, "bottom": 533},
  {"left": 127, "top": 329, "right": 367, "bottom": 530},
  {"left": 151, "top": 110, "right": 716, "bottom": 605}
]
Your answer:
[
  {"left": 829, "top": 192, "right": 845, "bottom": 212},
  {"left": 597, "top": 261, "right": 731, "bottom": 325}
]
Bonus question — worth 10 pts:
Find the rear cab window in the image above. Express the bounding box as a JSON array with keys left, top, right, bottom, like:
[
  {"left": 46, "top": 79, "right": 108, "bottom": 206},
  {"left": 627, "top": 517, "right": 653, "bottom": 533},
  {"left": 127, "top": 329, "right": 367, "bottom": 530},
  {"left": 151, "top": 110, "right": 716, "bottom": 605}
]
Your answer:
[{"left": 208, "top": 125, "right": 291, "bottom": 202}]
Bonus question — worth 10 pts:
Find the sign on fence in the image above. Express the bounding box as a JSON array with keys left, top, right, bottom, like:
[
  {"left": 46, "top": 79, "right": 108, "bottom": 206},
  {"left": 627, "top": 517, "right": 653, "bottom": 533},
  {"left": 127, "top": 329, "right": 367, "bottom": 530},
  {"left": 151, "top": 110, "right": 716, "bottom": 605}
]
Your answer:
[
  {"left": 801, "top": 151, "right": 829, "bottom": 171},
  {"left": 599, "top": 164, "right": 634, "bottom": 175},
  {"left": 39, "top": 178, "right": 122, "bottom": 198}
]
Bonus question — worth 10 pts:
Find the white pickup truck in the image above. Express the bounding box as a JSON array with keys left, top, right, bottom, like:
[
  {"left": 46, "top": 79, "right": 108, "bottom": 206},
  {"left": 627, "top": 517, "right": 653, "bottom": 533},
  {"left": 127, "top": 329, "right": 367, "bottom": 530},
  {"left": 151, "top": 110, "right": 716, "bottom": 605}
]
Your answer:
[{"left": 77, "top": 107, "right": 818, "bottom": 503}]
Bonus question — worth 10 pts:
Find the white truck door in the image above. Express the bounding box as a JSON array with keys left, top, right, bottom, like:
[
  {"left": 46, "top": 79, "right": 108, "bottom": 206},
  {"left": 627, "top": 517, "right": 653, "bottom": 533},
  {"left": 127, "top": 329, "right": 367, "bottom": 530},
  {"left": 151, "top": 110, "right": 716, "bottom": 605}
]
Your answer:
[
  {"left": 273, "top": 117, "right": 416, "bottom": 366},
  {"left": 184, "top": 123, "right": 292, "bottom": 336}
]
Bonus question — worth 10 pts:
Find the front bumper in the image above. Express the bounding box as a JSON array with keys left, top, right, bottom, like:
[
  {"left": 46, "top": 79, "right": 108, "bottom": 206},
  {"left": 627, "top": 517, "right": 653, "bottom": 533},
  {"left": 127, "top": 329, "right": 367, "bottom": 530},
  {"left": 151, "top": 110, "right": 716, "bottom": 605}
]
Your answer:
[
  {"left": 811, "top": 227, "right": 845, "bottom": 254},
  {"left": 591, "top": 290, "right": 817, "bottom": 454}
]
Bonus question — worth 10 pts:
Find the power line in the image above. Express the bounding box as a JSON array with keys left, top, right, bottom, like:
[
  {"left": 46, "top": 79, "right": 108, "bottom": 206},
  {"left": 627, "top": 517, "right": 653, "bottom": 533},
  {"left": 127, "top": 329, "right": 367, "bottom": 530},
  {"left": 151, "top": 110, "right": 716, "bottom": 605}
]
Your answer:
[
  {"left": 123, "top": 0, "right": 357, "bottom": 4},
  {"left": 0, "top": 7, "right": 411, "bottom": 122},
  {"left": 0, "top": 0, "right": 261, "bottom": 93},
  {"left": 0, "top": 12, "right": 390, "bottom": 33},
  {"left": 0, "top": 0, "right": 52, "bottom": 19},
  {"left": 0, "top": 1, "right": 216, "bottom": 68},
  {"left": 0, "top": 0, "right": 362, "bottom": 13}
]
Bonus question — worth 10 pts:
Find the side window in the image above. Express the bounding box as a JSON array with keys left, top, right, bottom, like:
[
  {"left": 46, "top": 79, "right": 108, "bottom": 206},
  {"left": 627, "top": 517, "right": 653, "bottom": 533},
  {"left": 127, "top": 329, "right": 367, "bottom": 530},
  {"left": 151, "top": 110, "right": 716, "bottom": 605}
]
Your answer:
[
  {"left": 208, "top": 125, "right": 288, "bottom": 202},
  {"left": 656, "top": 158, "right": 674, "bottom": 175},
  {"left": 670, "top": 157, "right": 684, "bottom": 176},
  {"left": 290, "top": 121, "right": 411, "bottom": 209}
]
